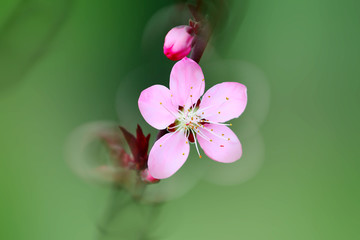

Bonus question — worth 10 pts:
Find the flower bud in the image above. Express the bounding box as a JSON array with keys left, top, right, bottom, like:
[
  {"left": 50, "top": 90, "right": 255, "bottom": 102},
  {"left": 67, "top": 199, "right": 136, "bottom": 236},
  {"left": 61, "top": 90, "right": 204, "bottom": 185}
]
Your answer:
[
  {"left": 141, "top": 169, "right": 160, "bottom": 184},
  {"left": 163, "top": 25, "right": 195, "bottom": 61}
]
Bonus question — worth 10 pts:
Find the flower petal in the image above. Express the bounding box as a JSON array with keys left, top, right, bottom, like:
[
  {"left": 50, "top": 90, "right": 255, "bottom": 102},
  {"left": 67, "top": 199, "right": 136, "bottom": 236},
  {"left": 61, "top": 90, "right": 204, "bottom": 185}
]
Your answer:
[
  {"left": 197, "top": 124, "right": 242, "bottom": 163},
  {"left": 138, "top": 85, "right": 178, "bottom": 130},
  {"left": 148, "top": 132, "right": 190, "bottom": 179},
  {"left": 199, "top": 82, "right": 247, "bottom": 123},
  {"left": 169, "top": 57, "right": 205, "bottom": 109}
]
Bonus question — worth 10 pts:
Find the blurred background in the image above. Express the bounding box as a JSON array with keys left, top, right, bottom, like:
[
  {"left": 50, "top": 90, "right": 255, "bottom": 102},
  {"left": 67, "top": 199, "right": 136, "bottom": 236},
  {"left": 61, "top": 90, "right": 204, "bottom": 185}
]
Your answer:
[{"left": 1, "top": 0, "right": 359, "bottom": 239}]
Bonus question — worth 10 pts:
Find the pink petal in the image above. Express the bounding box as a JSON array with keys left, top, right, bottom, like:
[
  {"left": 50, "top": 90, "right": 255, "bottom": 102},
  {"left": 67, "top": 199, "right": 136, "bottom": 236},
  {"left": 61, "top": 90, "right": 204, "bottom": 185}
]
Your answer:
[
  {"left": 169, "top": 57, "right": 205, "bottom": 109},
  {"left": 199, "top": 82, "right": 247, "bottom": 123},
  {"left": 138, "top": 85, "right": 178, "bottom": 130},
  {"left": 197, "top": 124, "right": 242, "bottom": 163},
  {"left": 148, "top": 132, "right": 190, "bottom": 179}
]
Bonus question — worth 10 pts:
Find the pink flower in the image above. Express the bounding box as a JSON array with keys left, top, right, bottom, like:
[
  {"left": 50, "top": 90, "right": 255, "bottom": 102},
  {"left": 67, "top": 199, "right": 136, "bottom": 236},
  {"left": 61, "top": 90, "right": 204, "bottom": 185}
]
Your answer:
[
  {"left": 163, "top": 25, "right": 195, "bottom": 61},
  {"left": 138, "top": 57, "right": 247, "bottom": 179}
]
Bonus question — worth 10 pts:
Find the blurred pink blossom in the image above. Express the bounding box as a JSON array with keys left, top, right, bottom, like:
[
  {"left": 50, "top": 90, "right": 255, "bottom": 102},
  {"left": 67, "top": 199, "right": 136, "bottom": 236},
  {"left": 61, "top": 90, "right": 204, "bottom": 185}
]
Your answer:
[{"left": 141, "top": 169, "right": 160, "bottom": 183}]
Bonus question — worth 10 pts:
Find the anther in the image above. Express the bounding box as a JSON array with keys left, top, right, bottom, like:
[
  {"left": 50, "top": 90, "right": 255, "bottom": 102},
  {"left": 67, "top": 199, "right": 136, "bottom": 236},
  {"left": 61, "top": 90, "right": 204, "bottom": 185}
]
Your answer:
[
  {"left": 222, "top": 134, "right": 224, "bottom": 136},
  {"left": 208, "top": 96, "right": 210, "bottom": 98},
  {"left": 160, "top": 145, "right": 162, "bottom": 147},
  {"left": 210, "top": 139, "right": 213, "bottom": 142},
  {"left": 218, "top": 111, "right": 221, "bottom": 114},
  {"left": 227, "top": 138, "right": 230, "bottom": 141},
  {"left": 191, "top": 87, "right": 193, "bottom": 89},
  {"left": 199, "top": 155, "right": 202, "bottom": 158},
  {"left": 160, "top": 102, "right": 162, "bottom": 105},
  {"left": 190, "top": 95, "right": 192, "bottom": 97},
  {"left": 226, "top": 97, "right": 229, "bottom": 100},
  {"left": 182, "top": 153, "right": 185, "bottom": 155}
]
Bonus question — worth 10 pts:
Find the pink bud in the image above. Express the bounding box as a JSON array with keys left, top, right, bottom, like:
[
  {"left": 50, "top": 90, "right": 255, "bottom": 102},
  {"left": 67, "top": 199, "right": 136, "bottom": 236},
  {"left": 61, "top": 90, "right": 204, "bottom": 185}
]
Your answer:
[
  {"left": 163, "top": 25, "right": 195, "bottom": 61},
  {"left": 140, "top": 169, "right": 160, "bottom": 184}
]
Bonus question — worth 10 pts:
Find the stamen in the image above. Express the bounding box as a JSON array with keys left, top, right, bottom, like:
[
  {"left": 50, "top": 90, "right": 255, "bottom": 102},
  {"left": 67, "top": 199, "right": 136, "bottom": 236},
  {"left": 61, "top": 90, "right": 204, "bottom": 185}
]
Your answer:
[
  {"left": 167, "top": 124, "right": 180, "bottom": 130},
  {"left": 199, "top": 79, "right": 205, "bottom": 98},
  {"left": 160, "top": 103, "right": 179, "bottom": 118},
  {"left": 189, "top": 94, "right": 195, "bottom": 109},
  {"left": 194, "top": 128, "right": 211, "bottom": 142},
  {"left": 201, "top": 126, "right": 229, "bottom": 141},
  {"left": 190, "top": 129, "right": 202, "bottom": 158},
  {"left": 160, "top": 128, "right": 181, "bottom": 146},
  {"left": 201, "top": 120, "right": 232, "bottom": 126},
  {"left": 196, "top": 104, "right": 217, "bottom": 113},
  {"left": 177, "top": 108, "right": 184, "bottom": 114}
]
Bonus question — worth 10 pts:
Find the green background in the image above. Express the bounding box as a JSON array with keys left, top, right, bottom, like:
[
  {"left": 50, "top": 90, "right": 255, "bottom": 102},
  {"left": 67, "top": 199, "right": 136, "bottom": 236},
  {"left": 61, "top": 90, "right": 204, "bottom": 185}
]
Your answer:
[{"left": 1, "top": 0, "right": 359, "bottom": 239}]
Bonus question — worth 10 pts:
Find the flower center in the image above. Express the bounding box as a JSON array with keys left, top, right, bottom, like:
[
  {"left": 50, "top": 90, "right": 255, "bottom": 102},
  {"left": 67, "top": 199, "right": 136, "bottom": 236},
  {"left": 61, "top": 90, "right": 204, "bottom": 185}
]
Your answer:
[
  {"left": 177, "top": 107, "right": 202, "bottom": 132},
  {"left": 163, "top": 102, "right": 233, "bottom": 159}
]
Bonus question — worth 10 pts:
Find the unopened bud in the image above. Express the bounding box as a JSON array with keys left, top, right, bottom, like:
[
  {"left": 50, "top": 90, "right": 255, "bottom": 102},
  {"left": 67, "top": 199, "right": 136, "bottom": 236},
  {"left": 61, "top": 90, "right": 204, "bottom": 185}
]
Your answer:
[
  {"left": 140, "top": 169, "right": 160, "bottom": 184},
  {"left": 163, "top": 25, "right": 195, "bottom": 61}
]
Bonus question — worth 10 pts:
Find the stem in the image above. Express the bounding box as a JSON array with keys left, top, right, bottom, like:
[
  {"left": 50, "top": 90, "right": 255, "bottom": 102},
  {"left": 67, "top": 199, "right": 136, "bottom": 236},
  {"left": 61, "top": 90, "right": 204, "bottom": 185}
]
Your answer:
[
  {"left": 156, "top": 2, "right": 212, "bottom": 140},
  {"left": 96, "top": 182, "right": 156, "bottom": 240},
  {"left": 188, "top": 0, "right": 203, "bottom": 22},
  {"left": 156, "top": 129, "right": 168, "bottom": 141},
  {"left": 188, "top": 0, "right": 210, "bottom": 63},
  {"left": 97, "top": 186, "right": 128, "bottom": 239},
  {"left": 189, "top": 22, "right": 211, "bottom": 63}
]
